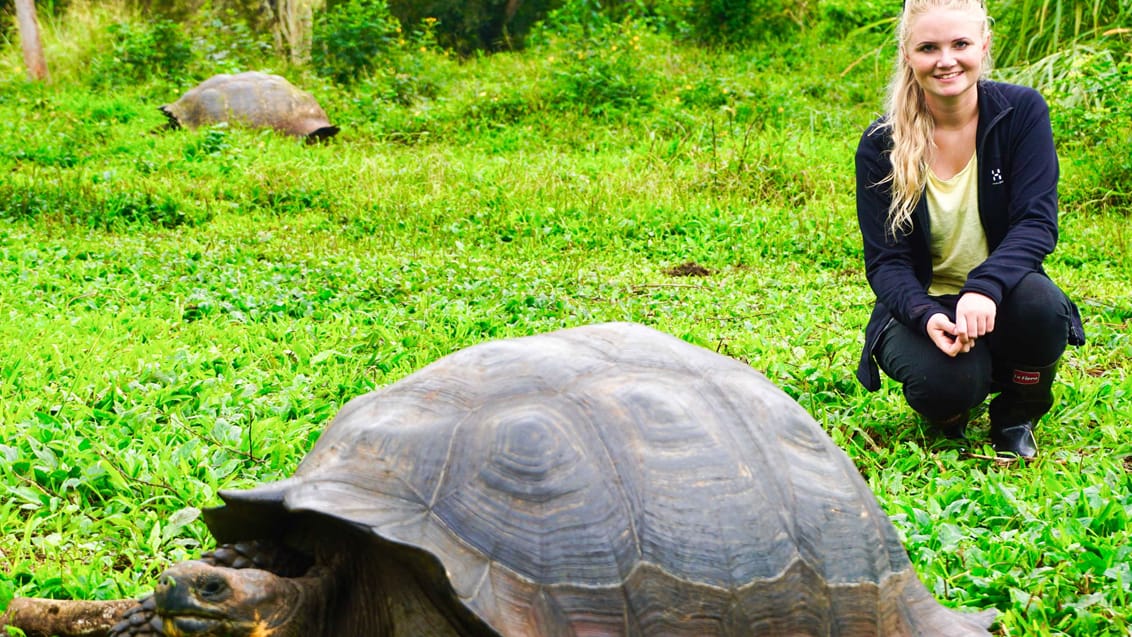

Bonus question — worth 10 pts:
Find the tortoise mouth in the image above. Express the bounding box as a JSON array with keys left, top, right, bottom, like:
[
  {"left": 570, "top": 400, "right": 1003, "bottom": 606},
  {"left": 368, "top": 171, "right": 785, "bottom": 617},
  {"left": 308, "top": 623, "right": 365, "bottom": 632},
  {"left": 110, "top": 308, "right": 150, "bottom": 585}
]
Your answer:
[
  {"left": 165, "top": 614, "right": 222, "bottom": 636},
  {"left": 166, "top": 614, "right": 269, "bottom": 637}
]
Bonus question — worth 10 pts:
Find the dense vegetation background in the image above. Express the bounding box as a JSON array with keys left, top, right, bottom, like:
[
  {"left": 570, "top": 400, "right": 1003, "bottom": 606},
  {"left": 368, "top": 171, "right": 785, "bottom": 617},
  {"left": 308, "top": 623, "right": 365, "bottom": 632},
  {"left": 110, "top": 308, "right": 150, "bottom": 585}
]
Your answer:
[{"left": 1, "top": 0, "right": 1130, "bottom": 634}]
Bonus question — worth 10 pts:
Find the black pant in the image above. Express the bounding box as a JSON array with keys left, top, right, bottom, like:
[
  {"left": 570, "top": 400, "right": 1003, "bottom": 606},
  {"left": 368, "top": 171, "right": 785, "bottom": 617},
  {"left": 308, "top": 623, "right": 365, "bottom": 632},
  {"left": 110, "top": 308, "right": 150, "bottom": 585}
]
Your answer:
[{"left": 875, "top": 273, "right": 1073, "bottom": 422}]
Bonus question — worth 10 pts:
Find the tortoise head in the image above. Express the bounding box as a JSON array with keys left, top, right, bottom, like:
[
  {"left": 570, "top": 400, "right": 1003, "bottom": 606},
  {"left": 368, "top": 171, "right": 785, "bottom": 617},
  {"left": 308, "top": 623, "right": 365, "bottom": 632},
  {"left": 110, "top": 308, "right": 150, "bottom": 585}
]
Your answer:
[{"left": 154, "top": 560, "right": 307, "bottom": 637}]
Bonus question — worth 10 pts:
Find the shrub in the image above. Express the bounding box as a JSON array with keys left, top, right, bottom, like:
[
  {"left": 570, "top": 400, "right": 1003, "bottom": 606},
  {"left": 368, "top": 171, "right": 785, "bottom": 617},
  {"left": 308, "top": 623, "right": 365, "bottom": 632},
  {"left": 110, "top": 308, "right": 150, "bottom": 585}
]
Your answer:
[
  {"left": 546, "top": 19, "right": 657, "bottom": 117},
  {"left": 666, "top": 0, "right": 812, "bottom": 47},
  {"left": 533, "top": 0, "right": 658, "bottom": 117},
  {"left": 190, "top": 10, "right": 275, "bottom": 74},
  {"left": 312, "top": 0, "right": 402, "bottom": 84},
  {"left": 386, "top": 0, "right": 559, "bottom": 53},
  {"left": 311, "top": 0, "right": 445, "bottom": 107},
  {"left": 1028, "top": 45, "right": 1132, "bottom": 212},
  {"left": 89, "top": 19, "right": 194, "bottom": 87},
  {"left": 817, "top": 0, "right": 899, "bottom": 39},
  {"left": 536, "top": 0, "right": 607, "bottom": 37}
]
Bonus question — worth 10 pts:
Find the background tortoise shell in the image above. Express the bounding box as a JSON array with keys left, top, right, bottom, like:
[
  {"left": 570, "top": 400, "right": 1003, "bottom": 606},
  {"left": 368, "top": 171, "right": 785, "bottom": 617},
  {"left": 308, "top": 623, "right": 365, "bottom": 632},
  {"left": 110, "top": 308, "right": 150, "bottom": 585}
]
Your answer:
[
  {"left": 205, "top": 322, "right": 994, "bottom": 635},
  {"left": 160, "top": 71, "right": 338, "bottom": 140}
]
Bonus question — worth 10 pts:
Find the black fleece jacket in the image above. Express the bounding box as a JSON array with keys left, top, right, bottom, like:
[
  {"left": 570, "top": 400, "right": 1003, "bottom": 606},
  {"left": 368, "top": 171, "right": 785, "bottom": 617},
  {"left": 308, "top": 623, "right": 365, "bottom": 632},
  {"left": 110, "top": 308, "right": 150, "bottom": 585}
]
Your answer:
[{"left": 854, "top": 80, "right": 1085, "bottom": 391}]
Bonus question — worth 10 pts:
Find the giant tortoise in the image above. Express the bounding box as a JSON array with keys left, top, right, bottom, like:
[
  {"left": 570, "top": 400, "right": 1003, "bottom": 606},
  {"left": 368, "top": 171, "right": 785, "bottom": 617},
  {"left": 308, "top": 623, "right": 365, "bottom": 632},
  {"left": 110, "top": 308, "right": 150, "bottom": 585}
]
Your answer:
[
  {"left": 160, "top": 72, "right": 338, "bottom": 141},
  {"left": 112, "top": 322, "right": 994, "bottom": 636}
]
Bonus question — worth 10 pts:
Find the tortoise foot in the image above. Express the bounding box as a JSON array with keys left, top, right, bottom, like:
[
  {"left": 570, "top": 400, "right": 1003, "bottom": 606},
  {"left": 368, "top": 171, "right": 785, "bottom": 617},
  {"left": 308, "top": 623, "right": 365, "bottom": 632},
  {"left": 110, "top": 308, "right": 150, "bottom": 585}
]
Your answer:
[{"left": 109, "top": 595, "right": 164, "bottom": 637}]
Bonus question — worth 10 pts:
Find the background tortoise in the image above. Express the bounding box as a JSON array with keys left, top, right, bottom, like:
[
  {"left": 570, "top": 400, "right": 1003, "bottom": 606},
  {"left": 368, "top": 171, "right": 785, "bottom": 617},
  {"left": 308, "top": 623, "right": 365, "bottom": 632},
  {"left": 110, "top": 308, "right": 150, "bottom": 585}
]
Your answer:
[
  {"left": 113, "top": 322, "right": 994, "bottom": 636},
  {"left": 160, "top": 72, "right": 339, "bottom": 141}
]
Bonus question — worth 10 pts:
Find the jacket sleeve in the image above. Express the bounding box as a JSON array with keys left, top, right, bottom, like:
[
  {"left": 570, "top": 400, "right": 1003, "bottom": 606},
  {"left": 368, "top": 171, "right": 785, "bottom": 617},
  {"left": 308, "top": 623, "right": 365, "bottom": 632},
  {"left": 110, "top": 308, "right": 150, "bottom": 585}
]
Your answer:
[
  {"left": 963, "top": 88, "right": 1060, "bottom": 303},
  {"left": 855, "top": 124, "right": 949, "bottom": 333}
]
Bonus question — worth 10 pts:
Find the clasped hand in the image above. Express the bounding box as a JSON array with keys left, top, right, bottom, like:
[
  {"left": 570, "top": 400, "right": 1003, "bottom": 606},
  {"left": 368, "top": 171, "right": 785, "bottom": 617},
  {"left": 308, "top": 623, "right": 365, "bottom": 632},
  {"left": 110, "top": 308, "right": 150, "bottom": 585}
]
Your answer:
[{"left": 926, "top": 292, "right": 997, "bottom": 357}]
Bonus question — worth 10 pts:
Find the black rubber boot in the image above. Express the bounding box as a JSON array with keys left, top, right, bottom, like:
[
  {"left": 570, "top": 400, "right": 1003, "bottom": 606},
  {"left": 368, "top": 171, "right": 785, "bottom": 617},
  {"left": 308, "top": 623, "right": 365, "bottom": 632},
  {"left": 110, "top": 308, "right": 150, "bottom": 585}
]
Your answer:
[{"left": 989, "top": 361, "right": 1058, "bottom": 459}]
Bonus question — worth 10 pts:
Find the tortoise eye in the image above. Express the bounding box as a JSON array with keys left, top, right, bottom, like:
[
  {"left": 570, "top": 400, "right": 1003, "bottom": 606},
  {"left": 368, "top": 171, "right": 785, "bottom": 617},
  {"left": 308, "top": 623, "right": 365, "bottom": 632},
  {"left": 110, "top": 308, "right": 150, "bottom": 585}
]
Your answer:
[{"left": 198, "top": 575, "right": 230, "bottom": 601}]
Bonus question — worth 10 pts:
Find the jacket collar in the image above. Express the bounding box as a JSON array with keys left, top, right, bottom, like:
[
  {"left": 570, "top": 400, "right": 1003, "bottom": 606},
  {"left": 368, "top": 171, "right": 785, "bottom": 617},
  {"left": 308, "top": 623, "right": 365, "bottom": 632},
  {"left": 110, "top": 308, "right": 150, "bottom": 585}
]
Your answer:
[{"left": 976, "top": 80, "right": 1014, "bottom": 145}]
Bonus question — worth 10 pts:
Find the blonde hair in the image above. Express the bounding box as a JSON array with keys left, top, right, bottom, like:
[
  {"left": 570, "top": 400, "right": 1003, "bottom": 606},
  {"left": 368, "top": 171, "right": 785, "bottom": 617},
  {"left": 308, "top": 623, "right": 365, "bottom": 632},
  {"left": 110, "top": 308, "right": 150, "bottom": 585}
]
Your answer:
[{"left": 878, "top": 0, "right": 992, "bottom": 237}]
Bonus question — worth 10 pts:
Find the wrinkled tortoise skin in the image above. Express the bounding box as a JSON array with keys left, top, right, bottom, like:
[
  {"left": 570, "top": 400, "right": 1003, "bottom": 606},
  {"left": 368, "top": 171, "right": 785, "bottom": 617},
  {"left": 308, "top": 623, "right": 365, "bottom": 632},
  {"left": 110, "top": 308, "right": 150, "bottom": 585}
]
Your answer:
[{"left": 160, "top": 72, "right": 338, "bottom": 140}]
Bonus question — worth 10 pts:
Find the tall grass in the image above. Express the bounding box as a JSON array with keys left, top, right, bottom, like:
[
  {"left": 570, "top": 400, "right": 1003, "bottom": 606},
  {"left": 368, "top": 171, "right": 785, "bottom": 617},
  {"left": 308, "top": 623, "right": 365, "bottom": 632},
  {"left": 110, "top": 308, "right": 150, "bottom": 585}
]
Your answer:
[
  {"left": 0, "top": 0, "right": 135, "bottom": 85},
  {"left": 992, "top": 0, "right": 1132, "bottom": 68}
]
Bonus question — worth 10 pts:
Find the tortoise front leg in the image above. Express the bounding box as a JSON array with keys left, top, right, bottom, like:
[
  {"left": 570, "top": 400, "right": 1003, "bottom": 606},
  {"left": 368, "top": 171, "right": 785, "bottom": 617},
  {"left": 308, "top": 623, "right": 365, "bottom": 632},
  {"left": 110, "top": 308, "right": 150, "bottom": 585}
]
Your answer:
[{"left": 109, "top": 594, "right": 163, "bottom": 637}]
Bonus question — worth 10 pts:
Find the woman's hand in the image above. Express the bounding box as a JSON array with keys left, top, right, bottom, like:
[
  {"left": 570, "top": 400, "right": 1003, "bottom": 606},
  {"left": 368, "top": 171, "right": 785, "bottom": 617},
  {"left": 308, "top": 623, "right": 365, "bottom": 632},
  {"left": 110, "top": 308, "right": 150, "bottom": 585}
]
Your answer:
[
  {"left": 955, "top": 291, "right": 997, "bottom": 343},
  {"left": 925, "top": 292, "right": 997, "bottom": 357},
  {"left": 926, "top": 313, "right": 968, "bottom": 357}
]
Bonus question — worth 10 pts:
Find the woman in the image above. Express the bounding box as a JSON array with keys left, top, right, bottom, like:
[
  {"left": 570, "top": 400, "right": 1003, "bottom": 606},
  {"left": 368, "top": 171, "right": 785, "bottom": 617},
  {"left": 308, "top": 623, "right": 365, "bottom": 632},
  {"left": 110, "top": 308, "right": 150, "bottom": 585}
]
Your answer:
[{"left": 854, "top": 0, "right": 1085, "bottom": 458}]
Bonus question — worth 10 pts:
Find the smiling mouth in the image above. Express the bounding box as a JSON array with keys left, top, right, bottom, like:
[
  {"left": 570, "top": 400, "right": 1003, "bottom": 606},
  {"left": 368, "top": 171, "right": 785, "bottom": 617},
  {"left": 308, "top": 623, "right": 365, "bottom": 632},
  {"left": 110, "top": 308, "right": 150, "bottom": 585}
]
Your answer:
[{"left": 936, "top": 71, "right": 962, "bottom": 80}]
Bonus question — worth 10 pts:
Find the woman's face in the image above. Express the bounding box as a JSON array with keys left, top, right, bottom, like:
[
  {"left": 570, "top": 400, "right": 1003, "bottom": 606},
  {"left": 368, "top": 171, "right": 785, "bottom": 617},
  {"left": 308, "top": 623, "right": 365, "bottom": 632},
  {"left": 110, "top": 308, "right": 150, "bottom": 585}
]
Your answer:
[{"left": 904, "top": 8, "right": 988, "bottom": 105}]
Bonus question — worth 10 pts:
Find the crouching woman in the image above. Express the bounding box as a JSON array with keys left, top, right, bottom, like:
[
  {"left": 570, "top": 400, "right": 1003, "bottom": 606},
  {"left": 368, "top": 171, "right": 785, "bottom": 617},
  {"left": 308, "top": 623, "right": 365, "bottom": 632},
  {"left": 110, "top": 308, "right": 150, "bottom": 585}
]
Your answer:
[{"left": 854, "top": 0, "right": 1085, "bottom": 458}]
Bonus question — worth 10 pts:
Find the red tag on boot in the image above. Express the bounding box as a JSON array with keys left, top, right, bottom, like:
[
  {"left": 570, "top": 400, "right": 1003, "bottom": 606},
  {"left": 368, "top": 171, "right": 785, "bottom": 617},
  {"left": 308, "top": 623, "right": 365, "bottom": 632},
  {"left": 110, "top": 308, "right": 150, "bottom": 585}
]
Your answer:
[{"left": 1013, "top": 369, "right": 1041, "bottom": 385}]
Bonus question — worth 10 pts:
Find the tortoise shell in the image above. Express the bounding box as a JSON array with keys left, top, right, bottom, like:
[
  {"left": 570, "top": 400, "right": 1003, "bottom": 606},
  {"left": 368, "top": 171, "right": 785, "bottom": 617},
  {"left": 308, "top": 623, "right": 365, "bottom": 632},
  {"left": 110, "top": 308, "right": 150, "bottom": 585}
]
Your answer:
[
  {"left": 205, "top": 322, "right": 993, "bottom": 635},
  {"left": 160, "top": 72, "right": 338, "bottom": 140}
]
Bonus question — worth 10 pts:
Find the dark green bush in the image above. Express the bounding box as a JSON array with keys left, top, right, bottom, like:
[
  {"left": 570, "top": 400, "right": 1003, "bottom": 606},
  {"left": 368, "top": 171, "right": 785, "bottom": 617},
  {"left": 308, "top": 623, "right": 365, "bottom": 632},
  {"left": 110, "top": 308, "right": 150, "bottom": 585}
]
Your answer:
[
  {"left": 671, "top": 0, "right": 810, "bottom": 47},
  {"left": 132, "top": 0, "right": 268, "bottom": 28},
  {"left": 536, "top": 0, "right": 608, "bottom": 36},
  {"left": 190, "top": 10, "right": 275, "bottom": 73},
  {"left": 1048, "top": 50, "right": 1132, "bottom": 212},
  {"left": 532, "top": 0, "right": 657, "bottom": 116},
  {"left": 817, "top": 0, "right": 899, "bottom": 38},
  {"left": 312, "top": 0, "right": 402, "bottom": 84},
  {"left": 547, "top": 21, "right": 657, "bottom": 117},
  {"left": 387, "top": 0, "right": 559, "bottom": 53},
  {"left": 311, "top": 0, "right": 443, "bottom": 106},
  {"left": 90, "top": 19, "right": 194, "bottom": 87}
]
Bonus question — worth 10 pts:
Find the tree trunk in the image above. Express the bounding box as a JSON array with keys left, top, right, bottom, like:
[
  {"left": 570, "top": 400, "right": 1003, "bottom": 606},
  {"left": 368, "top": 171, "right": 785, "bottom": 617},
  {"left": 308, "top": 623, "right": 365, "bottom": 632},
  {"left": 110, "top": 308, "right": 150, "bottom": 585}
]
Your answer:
[
  {"left": 265, "top": 0, "right": 325, "bottom": 65},
  {"left": 0, "top": 597, "right": 135, "bottom": 637},
  {"left": 14, "top": 0, "right": 50, "bottom": 81}
]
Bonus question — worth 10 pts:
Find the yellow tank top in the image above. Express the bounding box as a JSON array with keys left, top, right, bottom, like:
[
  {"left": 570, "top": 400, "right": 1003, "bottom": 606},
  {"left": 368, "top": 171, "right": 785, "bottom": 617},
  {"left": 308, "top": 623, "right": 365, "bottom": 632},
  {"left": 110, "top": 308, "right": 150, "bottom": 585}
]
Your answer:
[{"left": 926, "top": 153, "right": 989, "bottom": 296}]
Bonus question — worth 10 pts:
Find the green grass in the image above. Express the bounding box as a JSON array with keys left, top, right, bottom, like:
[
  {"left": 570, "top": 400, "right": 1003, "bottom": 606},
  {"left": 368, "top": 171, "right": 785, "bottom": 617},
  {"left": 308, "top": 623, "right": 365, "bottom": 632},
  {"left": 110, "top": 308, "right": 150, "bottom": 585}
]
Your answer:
[{"left": 1, "top": 3, "right": 1131, "bottom": 635}]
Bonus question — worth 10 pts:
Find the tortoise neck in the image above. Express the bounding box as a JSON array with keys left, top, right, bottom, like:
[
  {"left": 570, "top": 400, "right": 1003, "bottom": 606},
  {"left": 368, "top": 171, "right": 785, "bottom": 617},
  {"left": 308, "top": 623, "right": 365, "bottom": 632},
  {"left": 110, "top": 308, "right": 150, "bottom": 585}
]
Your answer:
[{"left": 304, "top": 525, "right": 494, "bottom": 636}]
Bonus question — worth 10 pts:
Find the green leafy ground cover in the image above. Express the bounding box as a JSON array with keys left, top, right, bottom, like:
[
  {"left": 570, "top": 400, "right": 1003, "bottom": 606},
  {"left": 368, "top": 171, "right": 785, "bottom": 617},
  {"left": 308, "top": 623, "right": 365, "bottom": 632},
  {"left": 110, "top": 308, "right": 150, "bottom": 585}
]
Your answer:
[{"left": 1, "top": 3, "right": 1130, "bottom": 635}]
